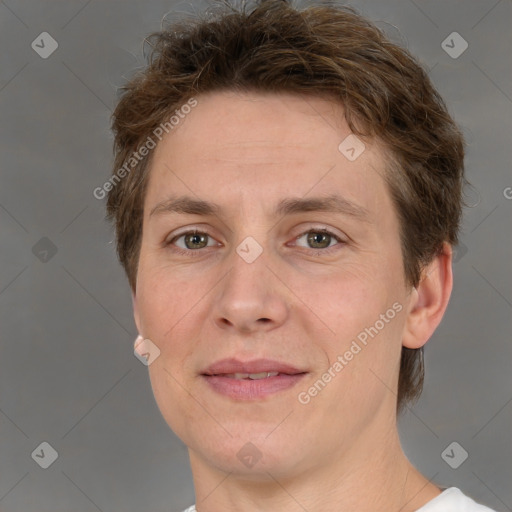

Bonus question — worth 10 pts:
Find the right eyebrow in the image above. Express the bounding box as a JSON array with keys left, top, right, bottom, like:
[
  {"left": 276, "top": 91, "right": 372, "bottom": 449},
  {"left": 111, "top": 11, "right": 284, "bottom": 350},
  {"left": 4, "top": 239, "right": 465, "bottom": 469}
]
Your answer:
[{"left": 149, "top": 196, "right": 220, "bottom": 218}]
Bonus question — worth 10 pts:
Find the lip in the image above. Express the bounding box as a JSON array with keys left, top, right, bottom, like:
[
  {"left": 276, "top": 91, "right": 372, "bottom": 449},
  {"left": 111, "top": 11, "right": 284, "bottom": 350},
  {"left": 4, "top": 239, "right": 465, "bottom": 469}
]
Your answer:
[
  {"left": 202, "top": 373, "right": 307, "bottom": 400},
  {"left": 201, "top": 358, "right": 308, "bottom": 400},
  {"left": 201, "top": 358, "right": 305, "bottom": 376}
]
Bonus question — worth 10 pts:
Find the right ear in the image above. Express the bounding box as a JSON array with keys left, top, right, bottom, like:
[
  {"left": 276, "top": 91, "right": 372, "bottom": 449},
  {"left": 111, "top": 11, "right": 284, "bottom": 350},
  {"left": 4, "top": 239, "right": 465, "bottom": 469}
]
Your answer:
[{"left": 132, "top": 290, "right": 142, "bottom": 335}]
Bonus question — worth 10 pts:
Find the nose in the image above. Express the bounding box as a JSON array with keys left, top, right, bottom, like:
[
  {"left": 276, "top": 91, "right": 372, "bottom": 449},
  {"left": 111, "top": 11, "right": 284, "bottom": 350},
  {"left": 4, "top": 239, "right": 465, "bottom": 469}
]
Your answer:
[{"left": 212, "top": 245, "right": 289, "bottom": 334}]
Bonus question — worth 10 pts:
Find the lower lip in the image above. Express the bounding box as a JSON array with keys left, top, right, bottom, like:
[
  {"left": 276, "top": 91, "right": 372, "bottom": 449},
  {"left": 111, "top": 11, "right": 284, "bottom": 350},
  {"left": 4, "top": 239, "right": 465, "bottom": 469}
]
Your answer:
[{"left": 202, "top": 374, "right": 307, "bottom": 400}]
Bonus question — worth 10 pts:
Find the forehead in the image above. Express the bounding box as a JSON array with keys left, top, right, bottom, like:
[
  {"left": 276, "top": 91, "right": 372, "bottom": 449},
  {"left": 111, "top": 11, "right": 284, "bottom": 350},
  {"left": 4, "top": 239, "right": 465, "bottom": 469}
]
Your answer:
[
  {"left": 145, "top": 90, "right": 390, "bottom": 216},
  {"left": 162, "top": 90, "right": 350, "bottom": 156}
]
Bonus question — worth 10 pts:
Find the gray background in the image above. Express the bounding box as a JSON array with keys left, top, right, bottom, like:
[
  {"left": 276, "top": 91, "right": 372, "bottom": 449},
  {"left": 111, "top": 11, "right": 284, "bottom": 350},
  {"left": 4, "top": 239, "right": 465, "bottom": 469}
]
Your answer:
[{"left": 0, "top": 0, "right": 511, "bottom": 511}]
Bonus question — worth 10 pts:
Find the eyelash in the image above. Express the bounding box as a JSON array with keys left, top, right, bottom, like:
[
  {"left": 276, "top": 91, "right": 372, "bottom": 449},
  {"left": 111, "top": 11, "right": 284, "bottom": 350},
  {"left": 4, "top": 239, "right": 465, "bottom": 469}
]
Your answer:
[{"left": 165, "top": 228, "right": 345, "bottom": 257}]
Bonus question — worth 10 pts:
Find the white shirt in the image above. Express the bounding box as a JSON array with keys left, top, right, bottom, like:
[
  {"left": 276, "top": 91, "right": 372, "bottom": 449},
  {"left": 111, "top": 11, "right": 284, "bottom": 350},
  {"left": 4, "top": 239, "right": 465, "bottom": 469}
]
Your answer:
[
  {"left": 180, "top": 487, "right": 498, "bottom": 512},
  {"left": 416, "top": 487, "right": 497, "bottom": 511}
]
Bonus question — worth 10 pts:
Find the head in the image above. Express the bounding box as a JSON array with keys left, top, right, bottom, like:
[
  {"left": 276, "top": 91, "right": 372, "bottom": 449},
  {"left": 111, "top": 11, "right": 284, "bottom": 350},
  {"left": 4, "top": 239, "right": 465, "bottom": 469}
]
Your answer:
[{"left": 106, "top": 0, "right": 464, "bottom": 476}]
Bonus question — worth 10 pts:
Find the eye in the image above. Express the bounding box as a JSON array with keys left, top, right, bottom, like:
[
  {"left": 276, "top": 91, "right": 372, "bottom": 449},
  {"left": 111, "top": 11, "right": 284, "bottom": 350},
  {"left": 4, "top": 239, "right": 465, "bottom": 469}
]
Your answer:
[
  {"left": 165, "top": 227, "right": 345, "bottom": 257},
  {"left": 168, "top": 230, "right": 219, "bottom": 252},
  {"left": 293, "top": 228, "right": 345, "bottom": 252}
]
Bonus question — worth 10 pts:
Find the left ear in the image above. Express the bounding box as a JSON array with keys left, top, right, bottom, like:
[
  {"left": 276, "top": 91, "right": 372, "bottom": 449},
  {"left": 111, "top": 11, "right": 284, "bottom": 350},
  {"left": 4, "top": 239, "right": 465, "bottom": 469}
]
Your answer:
[{"left": 402, "top": 242, "right": 453, "bottom": 349}]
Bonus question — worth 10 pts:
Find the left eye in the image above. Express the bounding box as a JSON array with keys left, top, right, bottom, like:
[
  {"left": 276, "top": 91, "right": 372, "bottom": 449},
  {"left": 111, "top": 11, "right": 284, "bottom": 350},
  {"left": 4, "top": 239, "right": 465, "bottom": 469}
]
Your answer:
[{"left": 294, "top": 229, "right": 343, "bottom": 250}]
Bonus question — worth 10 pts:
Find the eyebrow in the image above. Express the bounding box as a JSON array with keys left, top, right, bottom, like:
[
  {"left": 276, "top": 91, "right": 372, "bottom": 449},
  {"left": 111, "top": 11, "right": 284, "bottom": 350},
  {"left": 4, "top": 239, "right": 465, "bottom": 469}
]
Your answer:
[{"left": 149, "top": 194, "right": 370, "bottom": 222}]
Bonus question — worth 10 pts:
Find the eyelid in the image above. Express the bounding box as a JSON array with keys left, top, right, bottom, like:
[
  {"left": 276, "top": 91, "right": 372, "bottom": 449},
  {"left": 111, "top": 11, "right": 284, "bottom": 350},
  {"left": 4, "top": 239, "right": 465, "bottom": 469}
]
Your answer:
[
  {"left": 289, "top": 226, "right": 347, "bottom": 253},
  {"left": 165, "top": 224, "right": 218, "bottom": 242},
  {"left": 292, "top": 224, "right": 346, "bottom": 240}
]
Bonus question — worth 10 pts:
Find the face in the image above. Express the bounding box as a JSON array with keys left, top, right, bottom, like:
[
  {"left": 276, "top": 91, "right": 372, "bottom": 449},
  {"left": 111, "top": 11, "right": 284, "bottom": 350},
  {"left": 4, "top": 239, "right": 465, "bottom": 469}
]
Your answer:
[{"left": 133, "top": 90, "right": 415, "bottom": 478}]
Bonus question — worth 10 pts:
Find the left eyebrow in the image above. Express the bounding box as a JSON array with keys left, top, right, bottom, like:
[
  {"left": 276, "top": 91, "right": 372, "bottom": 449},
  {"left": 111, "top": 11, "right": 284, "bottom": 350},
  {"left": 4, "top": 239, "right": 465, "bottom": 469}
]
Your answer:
[{"left": 275, "top": 195, "right": 371, "bottom": 223}]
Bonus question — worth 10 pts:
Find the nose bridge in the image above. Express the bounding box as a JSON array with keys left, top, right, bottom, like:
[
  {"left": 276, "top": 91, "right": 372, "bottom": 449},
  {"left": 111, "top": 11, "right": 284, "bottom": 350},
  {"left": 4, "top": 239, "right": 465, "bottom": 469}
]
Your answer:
[
  {"left": 223, "top": 236, "right": 271, "bottom": 304},
  {"left": 212, "top": 235, "right": 288, "bottom": 331}
]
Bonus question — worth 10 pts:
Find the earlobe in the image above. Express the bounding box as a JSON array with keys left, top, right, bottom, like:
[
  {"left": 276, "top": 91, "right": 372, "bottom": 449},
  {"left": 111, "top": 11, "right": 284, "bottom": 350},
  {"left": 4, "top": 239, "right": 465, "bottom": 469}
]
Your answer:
[{"left": 402, "top": 243, "right": 453, "bottom": 349}]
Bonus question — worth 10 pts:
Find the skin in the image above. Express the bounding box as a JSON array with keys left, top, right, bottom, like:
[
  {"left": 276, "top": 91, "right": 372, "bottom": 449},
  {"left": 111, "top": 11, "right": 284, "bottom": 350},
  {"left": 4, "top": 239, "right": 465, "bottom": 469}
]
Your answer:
[{"left": 132, "top": 90, "right": 453, "bottom": 512}]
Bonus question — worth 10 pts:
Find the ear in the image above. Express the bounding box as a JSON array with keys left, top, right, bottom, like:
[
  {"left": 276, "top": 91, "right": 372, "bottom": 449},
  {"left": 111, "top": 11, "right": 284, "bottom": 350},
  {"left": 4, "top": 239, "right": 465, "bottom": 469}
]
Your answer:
[
  {"left": 402, "top": 242, "right": 453, "bottom": 349},
  {"left": 132, "top": 289, "right": 142, "bottom": 336}
]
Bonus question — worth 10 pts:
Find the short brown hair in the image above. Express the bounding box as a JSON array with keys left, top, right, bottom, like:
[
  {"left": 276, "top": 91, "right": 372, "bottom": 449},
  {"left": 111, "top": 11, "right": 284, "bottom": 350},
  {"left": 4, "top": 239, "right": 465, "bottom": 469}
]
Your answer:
[{"left": 106, "top": 0, "right": 465, "bottom": 412}]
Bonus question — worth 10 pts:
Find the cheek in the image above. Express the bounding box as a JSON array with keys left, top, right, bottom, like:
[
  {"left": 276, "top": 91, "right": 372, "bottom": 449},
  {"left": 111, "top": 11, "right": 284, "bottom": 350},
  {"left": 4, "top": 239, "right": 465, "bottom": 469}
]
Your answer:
[
  {"left": 315, "top": 309, "right": 405, "bottom": 423},
  {"left": 300, "top": 263, "right": 406, "bottom": 386},
  {"left": 297, "top": 261, "right": 398, "bottom": 328},
  {"left": 147, "top": 360, "right": 194, "bottom": 439},
  {"left": 136, "top": 263, "right": 209, "bottom": 389},
  {"left": 135, "top": 260, "right": 202, "bottom": 338}
]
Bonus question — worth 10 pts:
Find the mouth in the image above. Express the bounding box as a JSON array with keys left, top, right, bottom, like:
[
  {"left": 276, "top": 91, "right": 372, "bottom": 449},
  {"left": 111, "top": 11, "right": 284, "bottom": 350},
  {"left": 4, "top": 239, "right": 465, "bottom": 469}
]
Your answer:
[
  {"left": 217, "top": 371, "right": 282, "bottom": 379},
  {"left": 201, "top": 358, "right": 308, "bottom": 400}
]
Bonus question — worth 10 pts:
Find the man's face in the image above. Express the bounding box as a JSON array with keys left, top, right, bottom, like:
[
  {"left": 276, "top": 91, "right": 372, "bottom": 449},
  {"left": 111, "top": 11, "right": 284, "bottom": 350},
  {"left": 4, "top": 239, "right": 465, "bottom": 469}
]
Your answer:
[{"left": 133, "top": 91, "right": 414, "bottom": 477}]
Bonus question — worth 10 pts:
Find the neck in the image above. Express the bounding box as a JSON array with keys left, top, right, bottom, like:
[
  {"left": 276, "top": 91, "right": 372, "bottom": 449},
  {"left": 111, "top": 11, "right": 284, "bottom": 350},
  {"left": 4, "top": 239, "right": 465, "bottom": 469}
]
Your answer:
[{"left": 187, "top": 416, "right": 441, "bottom": 512}]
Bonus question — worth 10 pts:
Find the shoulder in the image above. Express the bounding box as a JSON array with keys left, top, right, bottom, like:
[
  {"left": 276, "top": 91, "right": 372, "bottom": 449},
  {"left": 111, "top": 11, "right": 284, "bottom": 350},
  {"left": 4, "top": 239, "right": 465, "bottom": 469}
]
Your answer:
[
  {"left": 180, "top": 506, "right": 196, "bottom": 512},
  {"left": 416, "top": 487, "right": 498, "bottom": 512}
]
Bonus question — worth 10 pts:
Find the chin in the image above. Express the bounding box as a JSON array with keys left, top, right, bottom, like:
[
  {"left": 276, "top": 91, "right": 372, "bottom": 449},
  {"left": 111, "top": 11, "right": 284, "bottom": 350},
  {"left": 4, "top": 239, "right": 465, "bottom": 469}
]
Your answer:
[
  {"left": 187, "top": 427, "right": 304, "bottom": 477},
  {"left": 203, "top": 446, "right": 299, "bottom": 480}
]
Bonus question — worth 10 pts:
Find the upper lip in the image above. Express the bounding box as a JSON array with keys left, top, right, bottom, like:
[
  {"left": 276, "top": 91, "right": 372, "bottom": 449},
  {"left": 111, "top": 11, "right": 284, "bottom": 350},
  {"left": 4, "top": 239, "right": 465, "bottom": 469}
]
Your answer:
[{"left": 202, "top": 358, "right": 306, "bottom": 376}]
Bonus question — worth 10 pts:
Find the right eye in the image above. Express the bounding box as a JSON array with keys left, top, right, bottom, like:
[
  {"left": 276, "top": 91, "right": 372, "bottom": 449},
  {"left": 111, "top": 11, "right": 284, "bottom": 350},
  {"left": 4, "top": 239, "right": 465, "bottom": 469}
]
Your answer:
[{"left": 166, "top": 230, "right": 221, "bottom": 254}]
